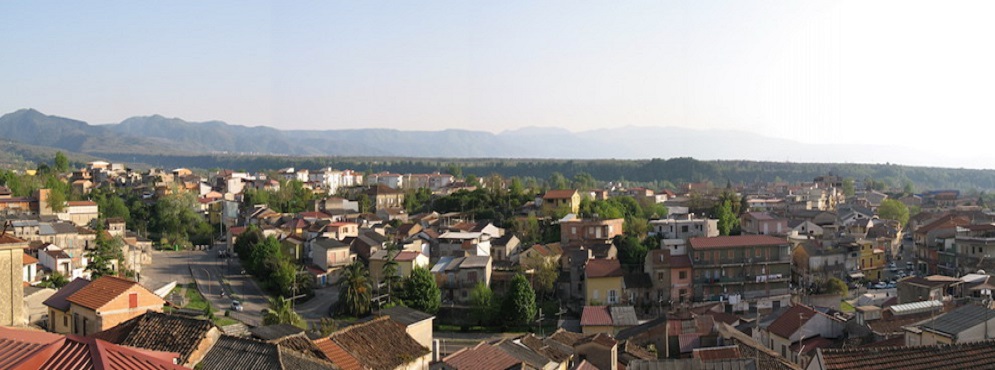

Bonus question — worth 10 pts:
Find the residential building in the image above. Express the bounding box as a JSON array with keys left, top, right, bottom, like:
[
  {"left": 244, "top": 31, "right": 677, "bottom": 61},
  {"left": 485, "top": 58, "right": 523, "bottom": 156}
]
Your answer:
[
  {"left": 689, "top": 235, "right": 791, "bottom": 312},
  {"left": 585, "top": 258, "right": 624, "bottom": 305},
  {"left": 807, "top": 340, "right": 995, "bottom": 370},
  {"left": 64, "top": 276, "right": 165, "bottom": 336},
  {"left": 490, "top": 234, "right": 521, "bottom": 262},
  {"left": 580, "top": 305, "right": 639, "bottom": 335},
  {"left": 740, "top": 212, "right": 789, "bottom": 236},
  {"left": 0, "top": 234, "right": 27, "bottom": 326},
  {"left": 542, "top": 189, "right": 581, "bottom": 215},
  {"left": 896, "top": 276, "right": 958, "bottom": 304},
  {"left": 754, "top": 304, "right": 844, "bottom": 366},
  {"left": 22, "top": 253, "right": 39, "bottom": 285},
  {"left": 366, "top": 184, "right": 405, "bottom": 210},
  {"left": 42, "top": 277, "right": 90, "bottom": 333},
  {"left": 314, "top": 315, "right": 431, "bottom": 370},
  {"left": 432, "top": 256, "right": 492, "bottom": 303},
  {"left": 439, "top": 342, "right": 522, "bottom": 370},
  {"left": 369, "top": 250, "right": 430, "bottom": 285},
  {"left": 649, "top": 217, "right": 719, "bottom": 241},
  {"left": 62, "top": 200, "right": 99, "bottom": 226},
  {"left": 437, "top": 231, "right": 491, "bottom": 258},
  {"left": 311, "top": 237, "right": 355, "bottom": 272},
  {"left": 378, "top": 306, "right": 435, "bottom": 350},
  {"left": 0, "top": 326, "right": 186, "bottom": 369},
  {"left": 199, "top": 335, "right": 337, "bottom": 370},
  {"left": 644, "top": 249, "right": 693, "bottom": 303},
  {"left": 92, "top": 311, "right": 222, "bottom": 367},
  {"left": 904, "top": 304, "right": 995, "bottom": 346},
  {"left": 561, "top": 217, "right": 624, "bottom": 247}
]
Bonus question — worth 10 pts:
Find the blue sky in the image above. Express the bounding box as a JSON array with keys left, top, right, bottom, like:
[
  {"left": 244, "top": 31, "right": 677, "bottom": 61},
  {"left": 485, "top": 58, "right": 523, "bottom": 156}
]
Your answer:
[{"left": 2, "top": 1, "right": 994, "bottom": 165}]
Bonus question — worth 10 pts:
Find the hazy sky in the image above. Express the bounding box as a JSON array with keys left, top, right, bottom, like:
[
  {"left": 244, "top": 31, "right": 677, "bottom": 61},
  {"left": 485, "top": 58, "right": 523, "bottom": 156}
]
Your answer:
[{"left": 2, "top": 1, "right": 994, "bottom": 160}]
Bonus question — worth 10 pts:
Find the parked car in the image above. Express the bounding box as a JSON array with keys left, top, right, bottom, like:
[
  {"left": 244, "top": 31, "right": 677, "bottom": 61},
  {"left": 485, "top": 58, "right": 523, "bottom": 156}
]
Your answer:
[
  {"left": 231, "top": 300, "right": 243, "bottom": 312},
  {"left": 873, "top": 282, "right": 888, "bottom": 289}
]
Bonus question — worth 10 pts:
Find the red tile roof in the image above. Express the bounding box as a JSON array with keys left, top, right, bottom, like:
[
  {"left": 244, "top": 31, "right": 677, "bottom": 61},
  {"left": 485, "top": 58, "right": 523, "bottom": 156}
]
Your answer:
[
  {"left": 816, "top": 340, "right": 995, "bottom": 370},
  {"left": 689, "top": 235, "right": 788, "bottom": 250},
  {"left": 0, "top": 327, "right": 183, "bottom": 370},
  {"left": 580, "top": 306, "right": 613, "bottom": 326},
  {"left": 585, "top": 259, "right": 623, "bottom": 279},
  {"left": 442, "top": 342, "right": 521, "bottom": 370},
  {"left": 66, "top": 201, "right": 98, "bottom": 207},
  {"left": 23, "top": 253, "right": 38, "bottom": 265},
  {"left": 766, "top": 305, "right": 818, "bottom": 339},
  {"left": 394, "top": 251, "right": 421, "bottom": 262},
  {"left": 319, "top": 316, "right": 429, "bottom": 370},
  {"left": 66, "top": 275, "right": 151, "bottom": 311},
  {"left": 543, "top": 189, "right": 578, "bottom": 200},
  {"left": 313, "top": 337, "right": 361, "bottom": 370}
]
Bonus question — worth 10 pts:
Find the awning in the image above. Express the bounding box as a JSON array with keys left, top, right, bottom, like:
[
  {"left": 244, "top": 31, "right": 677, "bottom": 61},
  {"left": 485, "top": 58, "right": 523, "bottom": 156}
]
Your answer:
[{"left": 849, "top": 272, "right": 865, "bottom": 279}]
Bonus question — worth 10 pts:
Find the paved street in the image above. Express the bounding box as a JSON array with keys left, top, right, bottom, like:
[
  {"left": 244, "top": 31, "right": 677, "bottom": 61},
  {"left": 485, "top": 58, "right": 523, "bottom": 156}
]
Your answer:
[{"left": 297, "top": 286, "right": 339, "bottom": 320}]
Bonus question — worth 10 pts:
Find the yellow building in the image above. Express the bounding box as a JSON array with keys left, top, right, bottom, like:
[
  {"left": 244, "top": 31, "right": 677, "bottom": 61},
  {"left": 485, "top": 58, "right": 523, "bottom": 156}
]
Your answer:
[
  {"left": 858, "top": 241, "right": 886, "bottom": 281},
  {"left": 543, "top": 189, "right": 581, "bottom": 215},
  {"left": 585, "top": 259, "right": 624, "bottom": 305}
]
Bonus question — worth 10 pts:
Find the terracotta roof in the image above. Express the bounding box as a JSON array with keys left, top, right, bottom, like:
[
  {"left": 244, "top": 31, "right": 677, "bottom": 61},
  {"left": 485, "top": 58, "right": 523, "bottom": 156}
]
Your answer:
[
  {"left": 572, "top": 360, "right": 599, "bottom": 370},
  {"left": 394, "top": 251, "right": 421, "bottom": 262},
  {"left": 0, "top": 327, "right": 184, "bottom": 370},
  {"left": 66, "top": 200, "right": 98, "bottom": 207},
  {"left": 313, "top": 337, "right": 360, "bottom": 370},
  {"left": 91, "top": 311, "right": 215, "bottom": 365},
  {"left": 577, "top": 332, "right": 618, "bottom": 348},
  {"left": 42, "top": 278, "right": 91, "bottom": 311},
  {"left": 581, "top": 306, "right": 613, "bottom": 326},
  {"left": 816, "top": 340, "right": 995, "bottom": 370},
  {"left": 692, "top": 345, "right": 742, "bottom": 361},
  {"left": 321, "top": 316, "right": 429, "bottom": 370},
  {"left": 689, "top": 235, "right": 788, "bottom": 250},
  {"left": 0, "top": 234, "right": 28, "bottom": 245},
  {"left": 23, "top": 253, "right": 38, "bottom": 265},
  {"left": 585, "top": 258, "right": 623, "bottom": 278},
  {"left": 442, "top": 342, "right": 522, "bottom": 370},
  {"left": 66, "top": 275, "right": 154, "bottom": 311},
  {"left": 766, "top": 305, "right": 819, "bottom": 339},
  {"left": 543, "top": 189, "right": 578, "bottom": 200}
]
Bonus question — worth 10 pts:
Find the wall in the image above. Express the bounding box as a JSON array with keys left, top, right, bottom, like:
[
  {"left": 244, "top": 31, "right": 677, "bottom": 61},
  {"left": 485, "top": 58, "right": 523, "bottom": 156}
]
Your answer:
[
  {"left": 0, "top": 243, "right": 26, "bottom": 326},
  {"left": 586, "top": 276, "right": 623, "bottom": 305}
]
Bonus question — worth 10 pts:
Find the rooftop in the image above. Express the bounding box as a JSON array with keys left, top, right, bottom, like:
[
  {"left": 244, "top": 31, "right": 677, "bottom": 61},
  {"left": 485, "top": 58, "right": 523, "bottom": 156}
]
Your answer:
[
  {"left": 91, "top": 311, "right": 216, "bottom": 365},
  {"left": 66, "top": 275, "right": 152, "bottom": 311},
  {"left": 919, "top": 304, "right": 995, "bottom": 337},
  {"left": 815, "top": 340, "right": 995, "bottom": 370},
  {"left": 585, "top": 258, "right": 623, "bottom": 278},
  {"left": 689, "top": 235, "right": 788, "bottom": 250},
  {"left": 42, "top": 278, "right": 91, "bottom": 311},
  {"left": 320, "top": 316, "right": 429, "bottom": 370},
  {"left": 442, "top": 342, "right": 521, "bottom": 370}
]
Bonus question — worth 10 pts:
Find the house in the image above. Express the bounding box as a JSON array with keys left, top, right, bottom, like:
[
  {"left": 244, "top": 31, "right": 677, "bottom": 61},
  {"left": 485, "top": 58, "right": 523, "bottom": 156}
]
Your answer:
[
  {"left": 896, "top": 276, "right": 958, "bottom": 304},
  {"left": 649, "top": 217, "right": 719, "bottom": 241},
  {"left": 437, "top": 231, "right": 491, "bottom": 258},
  {"left": 904, "top": 304, "right": 995, "bottom": 346},
  {"left": 542, "top": 189, "right": 581, "bottom": 215},
  {"left": 42, "top": 277, "right": 90, "bottom": 333},
  {"left": 806, "top": 339, "right": 995, "bottom": 370},
  {"left": 644, "top": 249, "right": 693, "bottom": 303},
  {"left": 791, "top": 241, "right": 846, "bottom": 285},
  {"left": 439, "top": 342, "right": 522, "bottom": 370},
  {"left": 92, "top": 311, "right": 222, "bottom": 367},
  {"left": 585, "top": 258, "right": 624, "bottom": 306},
  {"left": 740, "top": 212, "right": 789, "bottom": 236},
  {"left": 754, "top": 304, "right": 845, "bottom": 366},
  {"left": 378, "top": 306, "right": 435, "bottom": 350},
  {"left": 63, "top": 200, "right": 99, "bottom": 226},
  {"left": 22, "top": 253, "right": 39, "bottom": 285},
  {"left": 491, "top": 338, "right": 564, "bottom": 370},
  {"left": 432, "top": 256, "right": 493, "bottom": 303},
  {"left": 199, "top": 335, "right": 337, "bottom": 370},
  {"left": 516, "top": 243, "right": 562, "bottom": 267},
  {"left": 580, "top": 305, "right": 639, "bottom": 335},
  {"left": 857, "top": 241, "right": 887, "bottom": 281},
  {"left": 560, "top": 218, "right": 624, "bottom": 247},
  {"left": 366, "top": 184, "right": 405, "bottom": 210},
  {"left": 0, "top": 326, "right": 185, "bottom": 369},
  {"left": 688, "top": 235, "right": 792, "bottom": 312},
  {"left": 314, "top": 316, "right": 431, "bottom": 370},
  {"left": 0, "top": 235, "right": 28, "bottom": 326},
  {"left": 490, "top": 234, "right": 521, "bottom": 262},
  {"left": 64, "top": 275, "right": 165, "bottom": 336},
  {"left": 369, "top": 250, "right": 430, "bottom": 285},
  {"left": 311, "top": 237, "right": 355, "bottom": 272}
]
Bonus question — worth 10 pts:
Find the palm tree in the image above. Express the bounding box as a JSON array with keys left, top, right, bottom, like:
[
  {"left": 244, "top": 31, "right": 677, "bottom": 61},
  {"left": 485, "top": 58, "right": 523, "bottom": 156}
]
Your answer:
[
  {"left": 381, "top": 242, "right": 402, "bottom": 302},
  {"left": 263, "top": 296, "right": 306, "bottom": 329},
  {"left": 338, "top": 261, "right": 372, "bottom": 317}
]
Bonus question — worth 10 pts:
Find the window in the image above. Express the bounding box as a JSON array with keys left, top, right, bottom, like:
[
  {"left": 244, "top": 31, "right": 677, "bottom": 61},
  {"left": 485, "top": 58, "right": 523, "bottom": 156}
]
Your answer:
[
  {"left": 129, "top": 292, "right": 138, "bottom": 309},
  {"left": 593, "top": 290, "right": 600, "bottom": 300},
  {"left": 608, "top": 290, "right": 618, "bottom": 304},
  {"left": 657, "top": 272, "right": 665, "bottom": 282},
  {"left": 571, "top": 227, "right": 577, "bottom": 235},
  {"left": 63, "top": 315, "right": 67, "bottom": 327},
  {"left": 728, "top": 250, "right": 734, "bottom": 259},
  {"left": 682, "top": 225, "right": 689, "bottom": 233},
  {"left": 679, "top": 271, "right": 687, "bottom": 280}
]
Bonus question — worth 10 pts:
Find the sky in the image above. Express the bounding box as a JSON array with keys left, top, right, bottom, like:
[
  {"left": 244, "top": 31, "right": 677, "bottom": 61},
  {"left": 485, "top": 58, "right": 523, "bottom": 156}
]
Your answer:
[{"left": 1, "top": 1, "right": 994, "bottom": 166}]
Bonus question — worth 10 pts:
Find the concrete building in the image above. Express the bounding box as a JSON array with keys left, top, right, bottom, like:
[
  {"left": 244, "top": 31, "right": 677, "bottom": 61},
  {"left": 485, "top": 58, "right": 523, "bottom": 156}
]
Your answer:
[{"left": 0, "top": 234, "right": 28, "bottom": 326}]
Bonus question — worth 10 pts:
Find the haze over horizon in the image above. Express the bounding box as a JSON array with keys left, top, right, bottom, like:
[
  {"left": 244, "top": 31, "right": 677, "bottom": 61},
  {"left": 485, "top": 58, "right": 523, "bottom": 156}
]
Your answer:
[{"left": 3, "top": 1, "right": 995, "bottom": 168}]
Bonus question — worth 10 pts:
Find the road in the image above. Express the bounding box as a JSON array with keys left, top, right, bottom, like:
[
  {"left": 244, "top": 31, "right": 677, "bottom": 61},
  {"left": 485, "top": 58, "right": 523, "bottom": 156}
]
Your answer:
[{"left": 144, "top": 248, "right": 342, "bottom": 328}]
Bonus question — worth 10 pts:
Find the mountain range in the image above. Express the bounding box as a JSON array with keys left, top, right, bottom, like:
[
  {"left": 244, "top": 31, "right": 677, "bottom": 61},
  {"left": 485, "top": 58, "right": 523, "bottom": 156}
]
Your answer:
[{"left": 0, "top": 108, "right": 983, "bottom": 169}]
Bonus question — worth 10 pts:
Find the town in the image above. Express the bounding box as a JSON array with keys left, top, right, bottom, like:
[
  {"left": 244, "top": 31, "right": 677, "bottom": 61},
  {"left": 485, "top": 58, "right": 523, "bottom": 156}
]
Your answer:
[{"left": 0, "top": 155, "right": 992, "bottom": 370}]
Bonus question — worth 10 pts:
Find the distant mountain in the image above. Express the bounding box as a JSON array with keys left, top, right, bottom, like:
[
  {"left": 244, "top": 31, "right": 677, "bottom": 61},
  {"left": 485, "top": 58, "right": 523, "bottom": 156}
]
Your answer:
[{"left": 0, "top": 108, "right": 983, "bottom": 169}]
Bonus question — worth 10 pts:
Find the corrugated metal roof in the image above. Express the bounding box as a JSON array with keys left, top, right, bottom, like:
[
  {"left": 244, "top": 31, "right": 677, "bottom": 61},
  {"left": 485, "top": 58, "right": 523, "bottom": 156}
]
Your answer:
[{"left": 889, "top": 300, "right": 943, "bottom": 316}]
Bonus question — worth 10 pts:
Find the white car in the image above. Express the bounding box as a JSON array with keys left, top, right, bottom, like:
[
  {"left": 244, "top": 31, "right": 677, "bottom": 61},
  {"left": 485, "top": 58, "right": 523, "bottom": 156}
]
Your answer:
[{"left": 230, "top": 300, "right": 244, "bottom": 312}]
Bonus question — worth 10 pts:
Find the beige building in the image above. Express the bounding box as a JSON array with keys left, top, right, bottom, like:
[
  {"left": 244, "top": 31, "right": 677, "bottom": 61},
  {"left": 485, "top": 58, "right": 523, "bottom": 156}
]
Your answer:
[
  {"left": 369, "top": 250, "right": 430, "bottom": 285},
  {"left": 0, "top": 235, "right": 28, "bottom": 326},
  {"left": 65, "top": 276, "right": 165, "bottom": 336}
]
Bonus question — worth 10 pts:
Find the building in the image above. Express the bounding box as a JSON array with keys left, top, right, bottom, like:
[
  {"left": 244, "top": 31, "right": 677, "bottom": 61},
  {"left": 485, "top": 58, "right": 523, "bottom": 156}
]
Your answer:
[
  {"left": 904, "top": 304, "right": 995, "bottom": 346},
  {"left": 807, "top": 339, "right": 995, "bottom": 370},
  {"left": 740, "top": 212, "right": 789, "bottom": 236},
  {"left": 369, "top": 250, "right": 430, "bottom": 285},
  {"left": 542, "top": 189, "right": 581, "bottom": 215},
  {"left": 0, "top": 326, "right": 186, "bottom": 369},
  {"left": 64, "top": 276, "right": 165, "bottom": 336},
  {"left": 42, "top": 277, "right": 90, "bottom": 334},
  {"left": 314, "top": 315, "right": 431, "bottom": 370},
  {"left": 378, "top": 306, "right": 435, "bottom": 350},
  {"left": 561, "top": 218, "right": 624, "bottom": 247},
  {"left": 0, "top": 234, "right": 28, "bottom": 326},
  {"left": 649, "top": 217, "right": 719, "bottom": 241},
  {"left": 644, "top": 249, "right": 693, "bottom": 303},
  {"left": 689, "top": 235, "right": 791, "bottom": 312},
  {"left": 754, "top": 304, "right": 844, "bottom": 366},
  {"left": 585, "top": 258, "right": 624, "bottom": 306},
  {"left": 92, "top": 311, "right": 222, "bottom": 367},
  {"left": 580, "top": 305, "right": 639, "bottom": 335},
  {"left": 432, "top": 256, "right": 493, "bottom": 303}
]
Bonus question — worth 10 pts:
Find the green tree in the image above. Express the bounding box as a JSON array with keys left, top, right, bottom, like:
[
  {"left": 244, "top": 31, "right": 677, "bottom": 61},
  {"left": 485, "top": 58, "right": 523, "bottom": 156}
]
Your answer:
[
  {"left": 469, "top": 282, "right": 495, "bottom": 325},
  {"left": 615, "top": 235, "right": 649, "bottom": 272},
  {"left": 548, "top": 172, "right": 569, "bottom": 190},
  {"left": 825, "top": 277, "right": 848, "bottom": 297},
  {"left": 316, "top": 317, "right": 338, "bottom": 337},
  {"left": 521, "top": 254, "right": 559, "bottom": 298},
  {"left": 39, "top": 272, "right": 69, "bottom": 289},
  {"left": 87, "top": 224, "right": 124, "bottom": 278},
  {"left": 714, "top": 199, "right": 737, "bottom": 236},
  {"left": 842, "top": 179, "right": 855, "bottom": 197},
  {"left": 338, "top": 262, "right": 372, "bottom": 317},
  {"left": 263, "top": 296, "right": 306, "bottom": 329},
  {"left": 53, "top": 152, "right": 69, "bottom": 173},
  {"left": 401, "top": 267, "right": 441, "bottom": 314},
  {"left": 465, "top": 174, "right": 480, "bottom": 187},
  {"left": 502, "top": 274, "right": 537, "bottom": 327},
  {"left": 877, "top": 199, "right": 910, "bottom": 227}
]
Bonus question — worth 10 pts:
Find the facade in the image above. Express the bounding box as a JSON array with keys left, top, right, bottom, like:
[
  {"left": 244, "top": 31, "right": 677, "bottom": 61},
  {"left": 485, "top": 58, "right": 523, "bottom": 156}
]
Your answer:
[
  {"left": 369, "top": 250, "right": 430, "bottom": 284},
  {"left": 649, "top": 217, "right": 719, "bottom": 241},
  {"left": 65, "top": 276, "right": 165, "bottom": 336},
  {"left": 561, "top": 218, "right": 624, "bottom": 247},
  {"left": 0, "top": 235, "right": 28, "bottom": 326},
  {"left": 689, "top": 235, "right": 791, "bottom": 311},
  {"left": 585, "top": 258, "right": 624, "bottom": 305},
  {"left": 433, "top": 256, "right": 493, "bottom": 303},
  {"left": 542, "top": 189, "right": 581, "bottom": 215}
]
